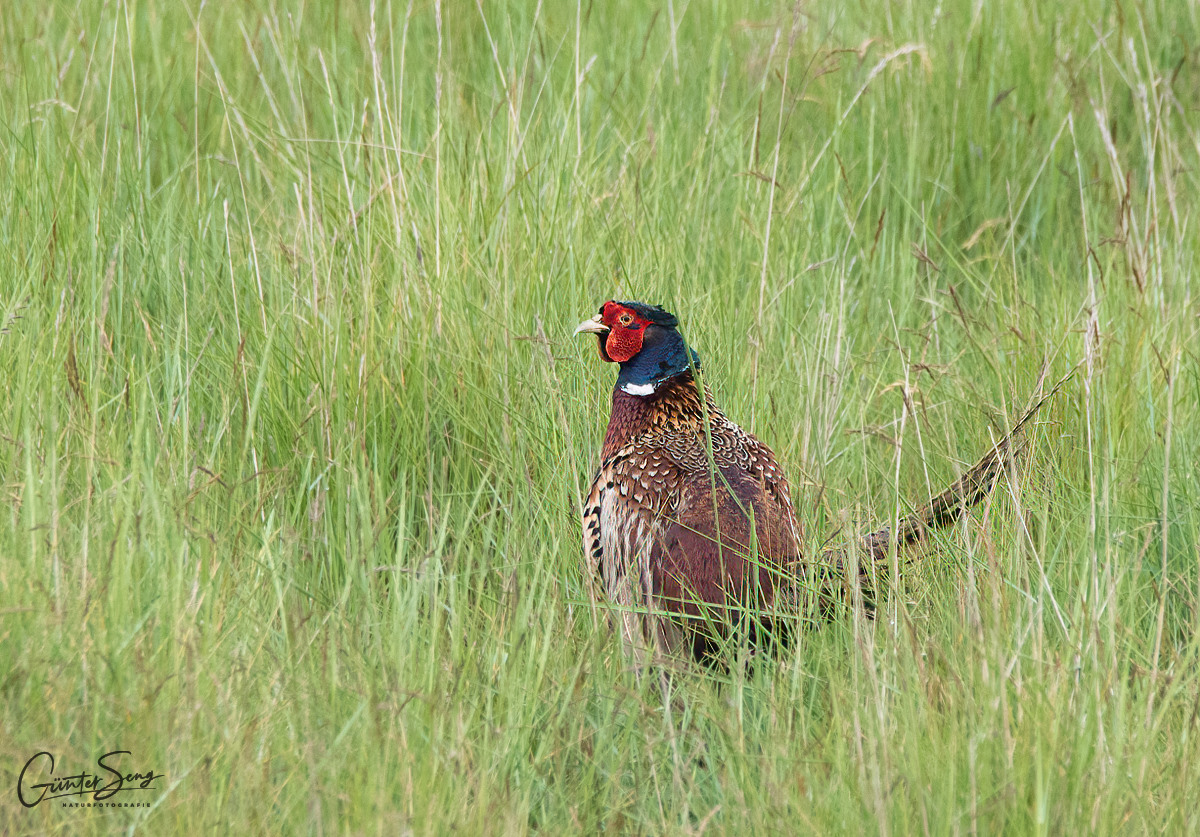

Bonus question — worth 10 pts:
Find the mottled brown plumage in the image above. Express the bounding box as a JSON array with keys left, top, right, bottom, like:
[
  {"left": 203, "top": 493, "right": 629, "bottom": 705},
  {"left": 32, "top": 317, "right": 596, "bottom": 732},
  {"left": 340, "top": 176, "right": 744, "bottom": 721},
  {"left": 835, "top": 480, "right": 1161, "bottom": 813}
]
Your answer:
[
  {"left": 576, "top": 300, "right": 1065, "bottom": 665},
  {"left": 581, "top": 374, "right": 801, "bottom": 661}
]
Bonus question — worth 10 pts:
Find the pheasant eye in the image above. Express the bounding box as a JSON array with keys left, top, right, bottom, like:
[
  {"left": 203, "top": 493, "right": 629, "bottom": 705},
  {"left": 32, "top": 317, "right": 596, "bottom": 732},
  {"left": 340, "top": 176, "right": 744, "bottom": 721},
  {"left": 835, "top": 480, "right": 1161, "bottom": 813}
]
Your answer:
[{"left": 618, "top": 314, "right": 633, "bottom": 326}]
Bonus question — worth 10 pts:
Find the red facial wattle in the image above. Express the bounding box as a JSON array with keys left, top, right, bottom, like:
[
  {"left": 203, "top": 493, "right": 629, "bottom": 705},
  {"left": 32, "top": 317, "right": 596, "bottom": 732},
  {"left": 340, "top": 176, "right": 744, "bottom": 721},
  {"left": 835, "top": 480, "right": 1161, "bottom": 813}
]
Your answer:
[{"left": 599, "top": 302, "right": 648, "bottom": 363}]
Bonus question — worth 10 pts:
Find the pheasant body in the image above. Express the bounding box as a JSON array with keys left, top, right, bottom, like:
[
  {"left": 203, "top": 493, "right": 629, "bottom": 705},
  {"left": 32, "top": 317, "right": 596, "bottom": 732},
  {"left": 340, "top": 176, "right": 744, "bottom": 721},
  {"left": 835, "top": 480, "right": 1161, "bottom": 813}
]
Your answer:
[{"left": 582, "top": 376, "right": 800, "bottom": 660}]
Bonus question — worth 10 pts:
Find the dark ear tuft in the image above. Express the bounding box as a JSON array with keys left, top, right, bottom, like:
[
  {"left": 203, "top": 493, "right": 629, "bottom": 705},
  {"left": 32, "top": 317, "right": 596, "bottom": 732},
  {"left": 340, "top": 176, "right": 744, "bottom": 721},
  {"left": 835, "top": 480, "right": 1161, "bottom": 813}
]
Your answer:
[{"left": 618, "top": 301, "right": 679, "bottom": 329}]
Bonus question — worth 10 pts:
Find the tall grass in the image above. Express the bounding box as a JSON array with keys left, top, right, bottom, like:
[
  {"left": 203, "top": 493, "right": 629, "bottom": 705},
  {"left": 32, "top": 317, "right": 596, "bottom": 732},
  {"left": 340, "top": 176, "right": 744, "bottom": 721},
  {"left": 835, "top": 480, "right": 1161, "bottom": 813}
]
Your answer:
[{"left": 1, "top": 0, "right": 1197, "bottom": 833}]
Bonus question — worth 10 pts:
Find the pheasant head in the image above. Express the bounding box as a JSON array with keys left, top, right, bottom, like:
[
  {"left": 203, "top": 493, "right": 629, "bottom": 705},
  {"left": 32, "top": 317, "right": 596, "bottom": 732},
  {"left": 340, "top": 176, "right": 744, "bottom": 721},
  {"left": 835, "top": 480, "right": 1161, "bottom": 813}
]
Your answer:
[{"left": 574, "top": 300, "right": 700, "bottom": 396}]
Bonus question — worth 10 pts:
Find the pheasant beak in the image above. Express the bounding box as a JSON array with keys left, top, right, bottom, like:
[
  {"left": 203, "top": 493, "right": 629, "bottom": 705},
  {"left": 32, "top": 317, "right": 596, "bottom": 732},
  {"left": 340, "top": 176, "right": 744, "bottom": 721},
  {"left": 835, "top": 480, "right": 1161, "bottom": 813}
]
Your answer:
[{"left": 573, "top": 314, "right": 610, "bottom": 336}]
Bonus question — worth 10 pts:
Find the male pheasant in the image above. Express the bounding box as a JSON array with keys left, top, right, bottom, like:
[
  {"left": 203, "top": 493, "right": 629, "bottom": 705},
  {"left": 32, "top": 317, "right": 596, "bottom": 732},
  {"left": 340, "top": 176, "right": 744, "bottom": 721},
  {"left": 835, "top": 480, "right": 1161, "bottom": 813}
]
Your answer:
[{"left": 575, "top": 300, "right": 1060, "bottom": 665}]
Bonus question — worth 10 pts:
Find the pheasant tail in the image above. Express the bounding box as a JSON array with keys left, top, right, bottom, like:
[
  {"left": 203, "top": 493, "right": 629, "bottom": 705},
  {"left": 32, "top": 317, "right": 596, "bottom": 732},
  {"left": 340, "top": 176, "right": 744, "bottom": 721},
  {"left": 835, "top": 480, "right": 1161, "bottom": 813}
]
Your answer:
[{"left": 837, "top": 364, "right": 1077, "bottom": 607}]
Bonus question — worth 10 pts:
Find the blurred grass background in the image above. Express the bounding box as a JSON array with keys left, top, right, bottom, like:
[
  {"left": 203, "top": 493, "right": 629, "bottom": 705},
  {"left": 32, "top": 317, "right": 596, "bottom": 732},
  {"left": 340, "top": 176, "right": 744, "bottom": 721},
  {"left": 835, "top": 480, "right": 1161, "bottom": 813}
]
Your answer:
[{"left": 1, "top": 0, "right": 1198, "bottom": 832}]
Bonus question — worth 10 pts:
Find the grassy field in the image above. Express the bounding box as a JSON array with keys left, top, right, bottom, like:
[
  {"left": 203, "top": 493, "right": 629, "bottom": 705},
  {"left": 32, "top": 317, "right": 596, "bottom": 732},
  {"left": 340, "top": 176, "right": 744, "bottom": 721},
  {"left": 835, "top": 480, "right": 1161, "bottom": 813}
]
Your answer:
[{"left": 2, "top": 0, "right": 1198, "bottom": 833}]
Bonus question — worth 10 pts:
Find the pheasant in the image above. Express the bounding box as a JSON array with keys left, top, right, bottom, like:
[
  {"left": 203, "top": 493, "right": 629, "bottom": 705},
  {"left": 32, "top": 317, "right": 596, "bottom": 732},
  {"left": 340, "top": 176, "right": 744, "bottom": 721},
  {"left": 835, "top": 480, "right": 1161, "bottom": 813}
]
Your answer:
[{"left": 575, "top": 300, "right": 1062, "bottom": 665}]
